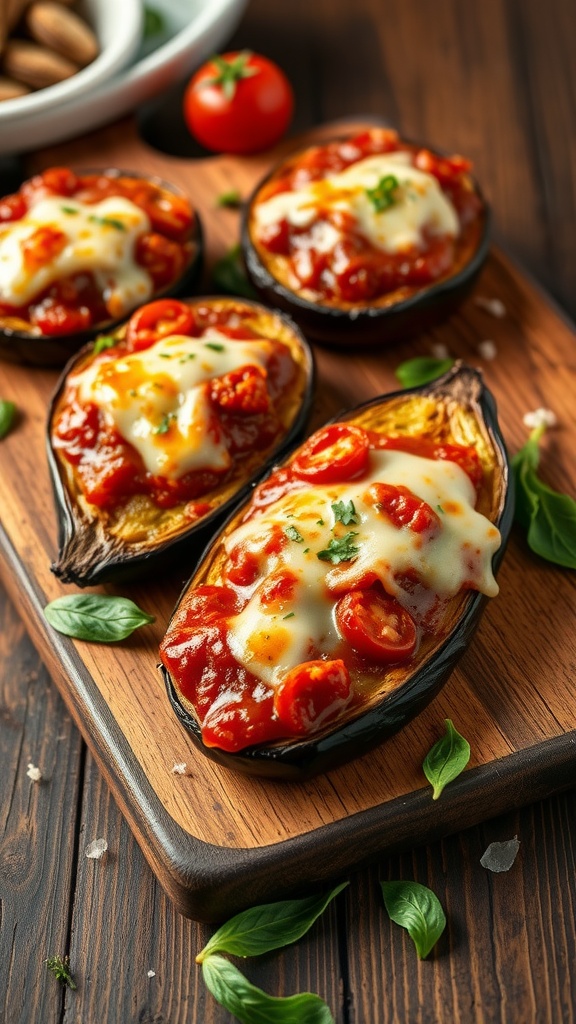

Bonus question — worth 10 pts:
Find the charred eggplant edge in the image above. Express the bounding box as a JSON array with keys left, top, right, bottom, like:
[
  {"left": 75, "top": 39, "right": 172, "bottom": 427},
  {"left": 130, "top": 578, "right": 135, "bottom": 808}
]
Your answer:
[
  {"left": 46, "top": 298, "right": 316, "bottom": 587},
  {"left": 161, "top": 363, "right": 514, "bottom": 780}
]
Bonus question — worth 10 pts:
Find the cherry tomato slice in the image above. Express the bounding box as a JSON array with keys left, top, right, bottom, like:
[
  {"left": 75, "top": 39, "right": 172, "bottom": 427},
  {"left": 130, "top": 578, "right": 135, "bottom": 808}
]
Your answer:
[
  {"left": 273, "top": 659, "right": 352, "bottom": 734},
  {"left": 365, "top": 482, "right": 441, "bottom": 536},
  {"left": 126, "top": 299, "right": 194, "bottom": 352},
  {"left": 335, "top": 588, "right": 417, "bottom": 664},
  {"left": 291, "top": 424, "right": 370, "bottom": 483}
]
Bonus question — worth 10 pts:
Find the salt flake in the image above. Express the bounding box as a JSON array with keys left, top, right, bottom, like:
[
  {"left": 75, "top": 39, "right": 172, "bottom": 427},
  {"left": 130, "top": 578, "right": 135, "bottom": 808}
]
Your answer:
[
  {"left": 431, "top": 342, "right": 450, "bottom": 359},
  {"left": 147, "top": 970, "right": 156, "bottom": 978},
  {"left": 475, "top": 296, "right": 507, "bottom": 318},
  {"left": 477, "top": 339, "right": 497, "bottom": 360},
  {"left": 26, "top": 763, "right": 42, "bottom": 782},
  {"left": 171, "top": 762, "right": 187, "bottom": 775},
  {"left": 85, "top": 838, "right": 108, "bottom": 860},
  {"left": 480, "top": 836, "right": 520, "bottom": 872},
  {"left": 522, "top": 407, "right": 558, "bottom": 430}
]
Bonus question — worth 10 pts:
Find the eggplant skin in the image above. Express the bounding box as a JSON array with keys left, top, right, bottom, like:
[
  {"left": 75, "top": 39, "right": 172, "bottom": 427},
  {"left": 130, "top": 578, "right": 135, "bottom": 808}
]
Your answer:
[
  {"left": 241, "top": 131, "right": 489, "bottom": 347},
  {"left": 47, "top": 298, "right": 315, "bottom": 587},
  {"left": 161, "top": 363, "right": 514, "bottom": 781}
]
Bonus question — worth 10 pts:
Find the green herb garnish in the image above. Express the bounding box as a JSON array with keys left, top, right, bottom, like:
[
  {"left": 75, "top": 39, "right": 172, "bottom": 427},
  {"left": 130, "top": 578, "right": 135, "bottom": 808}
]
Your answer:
[
  {"left": 283, "top": 612, "right": 295, "bottom": 620},
  {"left": 366, "top": 174, "right": 400, "bottom": 212},
  {"left": 422, "top": 719, "right": 471, "bottom": 800},
  {"left": 143, "top": 4, "right": 165, "bottom": 39},
  {"left": 331, "top": 499, "right": 359, "bottom": 526},
  {"left": 44, "top": 595, "right": 154, "bottom": 643},
  {"left": 202, "top": 957, "right": 334, "bottom": 1023},
  {"left": 317, "top": 532, "right": 359, "bottom": 564},
  {"left": 154, "top": 413, "right": 174, "bottom": 434},
  {"left": 88, "top": 215, "right": 126, "bottom": 231},
  {"left": 205, "top": 342, "right": 225, "bottom": 352},
  {"left": 60, "top": 205, "right": 78, "bottom": 215},
  {"left": 512, "top": 422, "right": 576, "bottom": 568},
  {"left": 217, "top": 189, "right": 242, "bottom": 208},
  {"left": 395, "top": 356, "right": 455, "bottom": 388},
  {"left": 93, "top": 335, "right": 116, "bottom": 355},
  {"left": 285, "top": 525, "right": 304, "bottom": 543},
  {"left": 212, "top": 243, "right": 258, "bottom": 299},
  {"left": 0, "top": 400, "right": 16, "bottom": 439},
  {"left": 45, "top": 954, "right": 77, "bottom": 990},
  {"left": 381, "top": 881, "right": 446, "bottom": 959},
  {"left": 179, "top": 353, "right": 196, "bottom": 363},
  {"left": 316, "top": 518, "right": 324, "bottom": 526}
]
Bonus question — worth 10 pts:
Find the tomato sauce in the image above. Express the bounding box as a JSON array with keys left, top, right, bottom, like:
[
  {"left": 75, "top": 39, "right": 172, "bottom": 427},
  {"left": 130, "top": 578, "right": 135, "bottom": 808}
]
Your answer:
[
  {"left": 52, "top": 300, "right": 298, "bottom": 510},
  {"left": 160, "top": 423, "right": 485, "bottom": 753},
  {"left": 252, "top": 129, "right": 484, "bottom": 305},
  {"left": 0, "top": 168, "right": 196, "bottom": 336}
]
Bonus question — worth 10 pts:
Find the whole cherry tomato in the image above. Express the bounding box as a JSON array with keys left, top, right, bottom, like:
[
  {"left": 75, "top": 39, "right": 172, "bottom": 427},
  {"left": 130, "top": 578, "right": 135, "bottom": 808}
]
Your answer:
[
  {"left": 335, "top": 588, "right": 417, "bottom": 664},
  {"left": 125, "top": 299, "right": 195, "bottom": 352},
  {"left": 183, "top": 51, "right": 294, "bottom": 155},
  {"left": 291, "top": 424, "right": 370, "bottom": 484}
]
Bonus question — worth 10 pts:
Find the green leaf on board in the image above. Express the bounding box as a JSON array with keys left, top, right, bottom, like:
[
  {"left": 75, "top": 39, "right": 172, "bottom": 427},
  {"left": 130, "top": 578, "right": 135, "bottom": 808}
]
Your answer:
[
  {"left": 512, "top": 424, "right": 576, "bottom": 569},
  {"left": 395, "top": 356, "right": 455, "bottom": 389},
  {"left": 0, "top": 400, "right": 16, "bottom": 439},
  {"left": 44, "top": 594, "right": 155, "bottom": 642},
  {"left": 212, "top": 244, "right": 258, "bottom": 299},
  {"left": 422, "top": 719, "right": 471, "bottom": 800},
  {"left": 381, "top": 880, "right": 446, "bottom": 959}
]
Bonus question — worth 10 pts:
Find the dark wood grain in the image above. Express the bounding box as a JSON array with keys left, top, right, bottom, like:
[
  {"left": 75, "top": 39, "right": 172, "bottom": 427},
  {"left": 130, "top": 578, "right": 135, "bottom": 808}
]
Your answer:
[{"left": 2, "top": 0, "right": 576, "bottom": 1021}]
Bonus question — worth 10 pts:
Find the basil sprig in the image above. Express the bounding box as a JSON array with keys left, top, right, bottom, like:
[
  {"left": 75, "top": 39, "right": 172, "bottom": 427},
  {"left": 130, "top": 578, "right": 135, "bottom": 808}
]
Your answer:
[
  {"left": 395, "top": 356, "right": 455, "bottom": 388},
  {"left": 44, "top": 594, "right": 155, "bottom": 642},
  {"left": 0, "top": 400, "right": 16, "bottom": 439},
  {"left": 422, "top": 719, "right": 471, "bottom": 800},
  {"left": 381, "top": 880, "right": 446, "bottom": 959},
  {"left": 213, "top": 244, "right": 258, "bottom": 299},
  {"left": 202, "top": 956, "right": 334, "bottom": 1024},
  {"left": 512, "top": 423, "right": 576, "bottom": 569},
  {"left": 197, "top": 883, "right": 348, "bottom": 961}
]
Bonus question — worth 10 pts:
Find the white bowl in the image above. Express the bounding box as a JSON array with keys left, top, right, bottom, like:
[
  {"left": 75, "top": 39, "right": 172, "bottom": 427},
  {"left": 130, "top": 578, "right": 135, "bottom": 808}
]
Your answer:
[
  {"left": 0, "top": 0, "right": 142, "bottom": 123},
  {"left": 0, "top": 0, "right": 248, "bottom": 155}
]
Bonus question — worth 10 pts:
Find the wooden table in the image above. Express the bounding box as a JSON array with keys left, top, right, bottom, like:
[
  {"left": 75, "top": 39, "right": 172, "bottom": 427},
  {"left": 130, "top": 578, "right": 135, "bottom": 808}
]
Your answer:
[{"left": 2, "top": 0, "right": 576, "bottom": 1021}]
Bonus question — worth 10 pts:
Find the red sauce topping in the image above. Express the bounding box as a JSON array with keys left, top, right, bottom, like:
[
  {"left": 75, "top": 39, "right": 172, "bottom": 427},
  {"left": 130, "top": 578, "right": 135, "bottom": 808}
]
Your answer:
[{"left": 0, "top": 167, "right": 196, "bottom": 336}]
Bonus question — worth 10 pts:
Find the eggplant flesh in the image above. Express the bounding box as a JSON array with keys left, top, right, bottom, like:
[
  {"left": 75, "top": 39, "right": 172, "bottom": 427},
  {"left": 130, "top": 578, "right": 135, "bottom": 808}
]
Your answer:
[
  {"left": 160, "top": 364, "right": 513, "bottom": 780},
  {"left": 47, "top": 298, "right": 314, "bottom": 586}
]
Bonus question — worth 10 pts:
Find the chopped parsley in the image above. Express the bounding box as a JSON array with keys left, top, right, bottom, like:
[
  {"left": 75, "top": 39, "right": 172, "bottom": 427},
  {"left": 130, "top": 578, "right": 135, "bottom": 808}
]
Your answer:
[
  {"left": 93, "top": 335, "right": 115, "bottom": 354},
  {"left": 316, "top": 518, "right": 324, "bottom": 526},
  {"left": 159, "top": 352, "right": 173, "bottom": 359},
  {"left": 285, "top": 525, "right": 304, "bottom": 543},
  {"left": 283, "top": 612, "right": 295, "bottom": 620},
  {"left": 88, "top": 214, "right": 126, "bottom": 231},
  {"left": 153, "top": 413, "right": 175, "bottom": 435},
  {"left": 317, "top": 531, "right": 360, "bottom": 564},
  {"left": 179, "top": 353, "right": 196, "bottom": 363},
  {"left": 331, "top": 499, "right": 359, "bottom": 526},
  {"left": 60, "top": 205, "right": 78, "bottom": 215},
  {"left": 366, "top": 174, "right": 400, "bottom": 213},
  {"left": 205, "top": 341, "right": 225, "bottom": 352},
  {"left": 436, "top": 504, "right": 445, "bottom": 514}
]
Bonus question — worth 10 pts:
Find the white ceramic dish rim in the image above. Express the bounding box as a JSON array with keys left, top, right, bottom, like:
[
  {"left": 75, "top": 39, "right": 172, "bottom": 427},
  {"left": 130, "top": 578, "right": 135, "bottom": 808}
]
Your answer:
[{"left": 0, "top": 0, "right": 143, "bottom": 122}]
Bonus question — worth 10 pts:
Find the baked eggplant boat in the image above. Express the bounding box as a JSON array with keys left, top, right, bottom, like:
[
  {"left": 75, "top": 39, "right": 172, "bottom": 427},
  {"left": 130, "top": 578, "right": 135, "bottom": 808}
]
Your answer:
[
  {"left": 0, "top": 167, "right": 202, "bottom": 366},
  {"left": 48, "top": 296, "right": 314, "bottom": 585},
  {"left": 160, "top": 364, "right": 513, "bottom": 780},
  {"left": 242, "top": 127, "right": 489, "bottom": 346}
]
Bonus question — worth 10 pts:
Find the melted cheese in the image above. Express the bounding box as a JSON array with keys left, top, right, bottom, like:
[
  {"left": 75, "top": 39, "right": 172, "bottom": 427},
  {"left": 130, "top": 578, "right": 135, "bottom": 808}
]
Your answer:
[
  {"left": 224, "top": 449, "right": 500, "bottom": 686},
  {"left": 254, "top": 153, "right": 459, "bottom": 254},
  {"left": 73, "top": 330, "right": 275, "bottom": 478},
  {"left": 0, "top": 195, "right": 152, "bottom": 315}
]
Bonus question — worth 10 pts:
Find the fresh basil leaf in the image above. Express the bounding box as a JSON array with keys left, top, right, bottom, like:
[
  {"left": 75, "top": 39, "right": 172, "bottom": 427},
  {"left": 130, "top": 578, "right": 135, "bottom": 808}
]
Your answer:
[
  {"left": 395, "top": 356, "right": 455, "bottom": 389},
  {"left": 331, "top": 500, "right": 359, "bottom": 526},
  {"left": 202, "top": 956, "right": 334, "bottom": 1024},
  {"left": 143, "top": 5, "right": 165, "bottom": 39},
  {"left": 93, "top": 335, "right": 116, "bottom": 355},
  {"left": 381, "top": 880, "right": 446, "bottom": 959},
  {"left": 316, "top": 532, "right": 359, "bottom": 564},
  {"left": 213, "top": 244, "right": 258, "bottom": 299},
  {"left": 422, "top": 719, "right": 470, "bottom": 800},
  {"left": 218, "top": 189, "right": 242, "bottom": 208},
  {"left": 0, "top": 400, "right": 16, "bottom": 439},
  {"left": 198, "top": 883, "right": 348, "bottom": 961},
  {"left": 512, "top": 427, "right": 576, "bottom": 569},
  {"left": 44, "top": 594, "right": 155, "bottom": 642}
]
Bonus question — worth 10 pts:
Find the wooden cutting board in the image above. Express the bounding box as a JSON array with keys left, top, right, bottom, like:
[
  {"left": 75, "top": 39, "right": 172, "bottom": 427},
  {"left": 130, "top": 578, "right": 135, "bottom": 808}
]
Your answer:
[{"left": 1, "top": 119, "right": 575, "bottom": 922}]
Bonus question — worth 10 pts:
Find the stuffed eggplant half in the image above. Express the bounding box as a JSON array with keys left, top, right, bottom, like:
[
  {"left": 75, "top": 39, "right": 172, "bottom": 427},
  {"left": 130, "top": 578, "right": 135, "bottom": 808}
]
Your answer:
[
  {"left": 48, "top": 297, "right": 314, "bottom": 586},
  {"left": 0, "top": 167, "right": 202, "bottom": 366},
  {"left": 160, "top": 364, "right": 513, "bottom": 780},
  {"left": 242, "top": 127, "right": 489, "bottom": 346}
]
